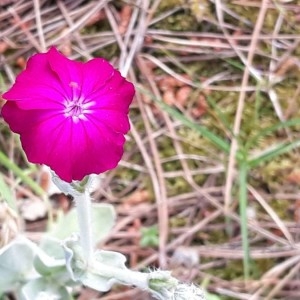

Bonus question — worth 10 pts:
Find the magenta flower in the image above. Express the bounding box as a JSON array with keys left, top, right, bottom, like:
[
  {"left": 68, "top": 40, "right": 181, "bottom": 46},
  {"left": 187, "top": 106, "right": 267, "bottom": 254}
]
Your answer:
[{"left": 1, "top": 47, "right": 135, "bottom": 182}]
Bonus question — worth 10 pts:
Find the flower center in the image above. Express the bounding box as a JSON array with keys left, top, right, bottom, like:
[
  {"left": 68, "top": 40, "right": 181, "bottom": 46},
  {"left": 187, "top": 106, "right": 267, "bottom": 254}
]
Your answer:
[
  {"left": 63, "top": 81, "right": 94, "bottom": 122},
  {"left": 64, "top": 102, "right": 84, "bottom": 118}
]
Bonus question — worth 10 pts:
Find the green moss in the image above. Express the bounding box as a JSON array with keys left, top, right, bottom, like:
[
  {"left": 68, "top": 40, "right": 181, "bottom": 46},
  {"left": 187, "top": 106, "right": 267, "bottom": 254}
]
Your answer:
[
  {"left": 170, "top": 216, "right": 187, "bottom": 227},
  {"left": 153, "top": 1, "right": 201, "bottom": 32},
  {"left": 205, "top": 258, "right": 275, "bottom": 281},
  {"left": 177, "top": 126, "right": 222, "bottom": 159},
  {"left": 268, "top": 198, "right": 292, "bottom": 220},
  {"left": 201, "top": 228, "right": 228, "bottom": 244},
  {"left": 92, "top": 43, "right": 119, "bottom": 61},
  {"left": 166, "top": 177, "right": 191, "bottom": 196},
  {"left": 156, "top": 0, "right": 183, "bottom": 11},
  {"left": 256, "top": 156, "right": 296, "bottom": 192},
  {"left": 157, "top": 136, "right": 177, "bottom": 158}
]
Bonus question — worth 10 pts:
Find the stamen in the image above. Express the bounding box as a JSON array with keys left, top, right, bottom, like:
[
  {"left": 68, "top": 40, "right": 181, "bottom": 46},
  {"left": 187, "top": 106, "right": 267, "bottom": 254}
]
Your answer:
[
  {"left": 69, "top": 81, "right": 79, "bottom": 88},
  {"left": 69, "top": 81, "right": 80, "bottom": 100}
]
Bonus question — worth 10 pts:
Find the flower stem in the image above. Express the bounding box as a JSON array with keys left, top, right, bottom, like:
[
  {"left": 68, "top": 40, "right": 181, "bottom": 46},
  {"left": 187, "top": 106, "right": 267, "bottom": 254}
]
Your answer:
[
  {"left": 93, "top": 261, "right": 150, "bottom": 290},
  {"left": 74, "top": 190, "right": 93, "bottom": 263}
]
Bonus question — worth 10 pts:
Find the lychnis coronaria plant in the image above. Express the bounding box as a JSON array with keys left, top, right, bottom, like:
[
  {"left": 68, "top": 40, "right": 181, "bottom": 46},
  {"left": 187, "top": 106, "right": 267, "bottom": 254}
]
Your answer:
[
  {"left": 0, "top": 47, "right": 205, "bottom": 300},
  {"left": 2, "top": 46, "right": 135, "bottom": 182}
]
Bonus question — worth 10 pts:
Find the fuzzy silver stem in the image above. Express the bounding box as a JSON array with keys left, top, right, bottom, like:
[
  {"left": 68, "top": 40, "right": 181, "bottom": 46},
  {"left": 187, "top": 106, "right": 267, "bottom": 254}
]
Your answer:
[
  {"left": 92, "top": 260, "right": 149, "bottom": 290},
  {"left": 74, "top": 190, "right": 93, "bottom": 264}
]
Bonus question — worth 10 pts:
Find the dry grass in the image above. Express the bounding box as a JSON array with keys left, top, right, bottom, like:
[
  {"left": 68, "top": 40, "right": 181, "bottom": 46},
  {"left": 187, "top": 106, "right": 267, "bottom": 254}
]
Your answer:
[{"left": 1, "top": 0, "right": 300, "bottom": 299}]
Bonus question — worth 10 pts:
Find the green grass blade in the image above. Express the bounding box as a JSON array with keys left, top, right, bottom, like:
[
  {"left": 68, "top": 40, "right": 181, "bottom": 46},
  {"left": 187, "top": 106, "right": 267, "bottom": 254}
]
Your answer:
[
  {"left": 0, "top": 173, "right": 16, "bottom": 210},
  {"left": 223, "top": 58, "right": 245, "bottom": 71},
  {"left": 142, "top": 88, "right": 231, "bottom": 154},
  {"left": 245, "top": 118, "right": 300, "bottom": 150},
  {"left": 0, "top": 150, "right": 45, "bottom": 196},
  {"left": 206, "top": 95, "right": 234, "bottom": 135},
  {"left": 239, "top": 161, "right": 250, "bottom": 279},
  {"left": 248, "top": 140, "right": 300, "bottom": 168}
]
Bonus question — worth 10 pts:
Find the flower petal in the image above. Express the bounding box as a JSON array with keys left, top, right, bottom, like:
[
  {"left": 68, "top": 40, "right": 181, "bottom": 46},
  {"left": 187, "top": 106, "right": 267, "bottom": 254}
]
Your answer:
[
  {"left": 88, "top": 110, "right": 130, "bottom": 134},
  {"left": 81, "top": 58, "right": 115, "bottom": 95},
  {"left": 89, "top": 80, "right": 135, "bottom": 112},
  {"left": 1, "top": 102, "right": 61, "bottom": 134},
  {"left": 47, "top": 47, "right": 83, "bottom": 100},
  {"left": 3, "top": 52, "right": 66, "bottom": 110},
  {"left": 2, "top": 102, "right": 74, "bottom": 181},
  {"left": 22, "top": 119, "right": 74, "bottom": 182},
  {"left": 67, "top": 121, "right": 125, "bottom": 181}
]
